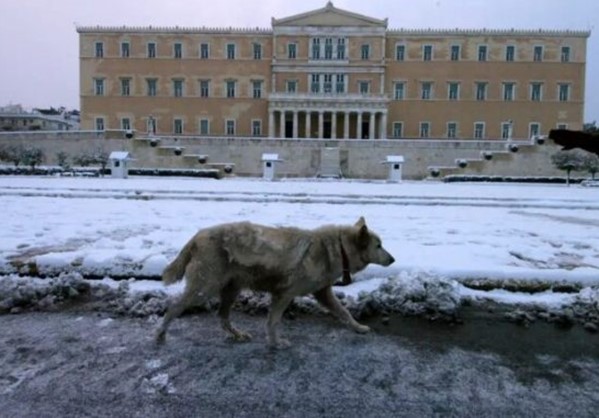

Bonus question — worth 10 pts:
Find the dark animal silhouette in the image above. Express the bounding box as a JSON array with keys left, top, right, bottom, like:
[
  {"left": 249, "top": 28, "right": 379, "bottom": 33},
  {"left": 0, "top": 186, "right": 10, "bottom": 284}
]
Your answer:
[{"left": 549, "top": 129, "right": 599, "bottom": 156}]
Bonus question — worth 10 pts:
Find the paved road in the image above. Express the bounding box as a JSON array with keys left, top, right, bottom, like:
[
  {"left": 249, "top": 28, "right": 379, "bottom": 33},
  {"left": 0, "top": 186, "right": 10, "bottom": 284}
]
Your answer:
[{"left": 1, "top": 309, "right": 598, "bottom": 417}]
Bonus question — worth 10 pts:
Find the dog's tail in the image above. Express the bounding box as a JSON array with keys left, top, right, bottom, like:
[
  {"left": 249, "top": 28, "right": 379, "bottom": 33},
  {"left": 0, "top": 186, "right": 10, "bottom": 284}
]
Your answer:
[{"left": 162, "top": 239, "right": 195, "bottom": 285}]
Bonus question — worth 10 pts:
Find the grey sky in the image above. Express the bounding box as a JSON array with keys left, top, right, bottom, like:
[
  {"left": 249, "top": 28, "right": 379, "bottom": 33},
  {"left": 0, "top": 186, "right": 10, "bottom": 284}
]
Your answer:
[{"left": 1, "top": 0, "right": 597, "bottom": 122}]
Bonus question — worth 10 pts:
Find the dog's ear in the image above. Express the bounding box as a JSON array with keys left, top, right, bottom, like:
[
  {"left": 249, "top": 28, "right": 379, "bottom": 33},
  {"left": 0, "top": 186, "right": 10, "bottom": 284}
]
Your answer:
[
  {"left": 355, "top": 216, "right": 366, "bottom": 228},
  {"left": 356, "top": 218, "right": 369, "bottom": 247}
]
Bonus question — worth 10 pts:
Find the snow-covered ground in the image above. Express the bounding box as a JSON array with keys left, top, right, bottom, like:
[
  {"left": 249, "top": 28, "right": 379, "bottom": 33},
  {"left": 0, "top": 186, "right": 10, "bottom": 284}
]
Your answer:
[{"left": 1, "top": 175, "right": 598, "bottom": 318}]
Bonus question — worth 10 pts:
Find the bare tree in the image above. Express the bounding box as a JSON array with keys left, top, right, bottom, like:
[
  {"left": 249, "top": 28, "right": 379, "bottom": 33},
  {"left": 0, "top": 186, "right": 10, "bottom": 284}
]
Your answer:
[
  {"left": 582, "top": 152, "right": 599, "bottom": 180},
  {"left": 551, "top": 150, "right": 585, "bottom": 186},
  {"left": 21, "top": 147, "right": 45, "bottom": 171}
]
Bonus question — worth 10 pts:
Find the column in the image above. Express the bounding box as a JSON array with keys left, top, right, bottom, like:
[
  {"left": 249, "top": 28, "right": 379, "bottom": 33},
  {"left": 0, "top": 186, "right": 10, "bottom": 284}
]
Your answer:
[
  {"left": 292, "top": 110, "right": 298, "bottom": 139},
  {"left": 369, "top": 112, "right": 376, "bottom": 140},
  {"left": 268, "top": 109, "right": 275, "bottom": 138},
  {"left": 279, "top": 110, "right": 285, "bottom": 138},
  {"left": 305, "top": 111, "right": 311, "bottom": 138},
  {"left": 318, "top": 111, "right": 324, "bottom": 139},
  {"left": 380, "top": 111, "right": 387, "bottom": 139},
  {"left": 344, "top": 111, "right": 350, "bottom": 139},
  {"left": 331, "top": 111, "right": 337, "bottom": 139},
  {"left": 357, "top": 112, "right": 363, "bottom": 139}
]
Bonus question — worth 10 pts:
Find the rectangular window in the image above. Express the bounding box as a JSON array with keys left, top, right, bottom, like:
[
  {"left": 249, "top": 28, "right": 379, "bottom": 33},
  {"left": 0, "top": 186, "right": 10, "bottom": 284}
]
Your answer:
[
  {"left": 311, "top": 74, "right": 320, "bottom": 93},
  {"left": 253, "top": 43, "right": 262, "bottom": 60},
  {"left": 450, "top": 45, "right": 460, "bottom": 61},
  {"left": 534, "top": 45, "right": 543, "bottom": 62},
  {"left": 146, "top": 78, "right": 157, "bottom": 96},
  {"left": 174, "top": 42, "right": 183, "bottom": 58},
  {"left": 505, "top": 45, "right": 515, "bottom": 62},
  {"left": 503, "top": 82, "right": 515, "bottom": 101},
  {"left": 448, "top": 82, "right": 459, "bottom": 100},
  {"left": 395, "top": 44, "right": 405, "bottom": 61},
  {"left": 121, "top": 42, "right": 130, "bottom": 58},
  {"left": 288, "top": 43, "right": 297, "bottom": 59},
  {"left": 173, "top": 118, "right": 183, "bottom": 134},
  {"left": 419, "top": 122, "right": 430, "bottom": 138},
  {"left": 95, "top": 117, "right": 105, "bottom": 131},
  {"left": 286, "top": 80, "right": 297, "bottom": 93},
  {"left": 94, "top": 78, "right": 104, "bottom": 96},
  {"left": 529, "top": 123, "right": 540, "bottom": 139},
  {"left": 226, "top": 80, "right": 236, "bottom": 98},
  {"left": 323, "top": 74, "right": 333, "bottom": 93},
  {"left": 200, "top": 43, "right": 209, "bottom": 59},
  {"left": 394, "top": 82, "right": 405, "bottom": 100},
  {"left": 225, "top": 119, "right": 235, "bottom": 136},
  {"left": 557, "top": 123, "right": 568, "bottom": 130},
  {"left": 421, "top": 82, "right": 432, "bottom": 100},
  {"left": 476, "top": 82, "right": 487, "bottom": 101},
  {"left": 95, "top": 42, "right": 104, "bottom": 58},
  {"left": 173, "top": 79, "right": 184, "bottom": 97},
  {"left": 199, "top": 119, "right": 210, "bottom": 135},
  {"left": 325, "top": 38, "right": 333, "bottom": 59},
  {"left": 312, "top": 38, "right": 320, "bottom": 59},
  {"left": 393, "top": 122, "right": 403, "bottom": 138},
  {"left": 226, "top": 43, "right": 236, "bottom": 59},
  {"left": 361, "top": 44, "right": 370, "bottom": 60},
  {"left": 501, "top": 122, "right": 513, "bottom": 139},
  {"left": 147, "top": 42, "right": 156, "bottom": 58},
  {"left": 561, "top": 46, "right": 571, "bottom": 62},
  {"left": 478, "top": 45, "right": 487, "bottom": 61},
  {"left": 199, "top": 80, "right": 210, "bottom": 97},
  {"left": 252, "top": 120, "right": 261, "bottom": 136},
  {"left": 120, "top": 78, "right": 131, "bottom": 96},
  {"left": 147, "top": 117, "right": 157, "bottom": 134},
  {"left": 530, "top": 82, "right": 542, "bottom": 101},
  {"left": 252, "top": 80, "right": 262, "bottom": 98},
  {"left": 359, "top": 81, "right": 370, "bottom": 94},
  {"left": 337, "top": 38, "right": 346, "bottom": 59},
  {"left": 474, "top": 122, "right": 485, "bottom": 139},
  {"left": 121, "top": 118, "right": 131, "bottom": 131},
  {"left": 423, "top": 45, "right": 432, "bottom": 61},
  {"left": 558, "top": 83, "right": 570, "bottom": 102},
  {"left": 335, "top": 74, "right": 345, "bottom": 93},
  {"left": 447, "top": 122, "right": 457, "bottom": 138}
]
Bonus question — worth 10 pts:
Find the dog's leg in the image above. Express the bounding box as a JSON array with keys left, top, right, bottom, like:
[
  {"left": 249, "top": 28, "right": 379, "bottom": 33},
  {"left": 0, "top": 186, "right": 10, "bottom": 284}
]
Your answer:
[
  {"left": 219, "top": 282, "right": 251, "bottom": 342},
  {"left": 155, "top": 287, "right": 198, "bottom": 343},
  {"left": 313, "top": 287, "right": 370, "bottom": 334},
  {"left": 266, "top": 294, "right": 294, "bottom": 349}
]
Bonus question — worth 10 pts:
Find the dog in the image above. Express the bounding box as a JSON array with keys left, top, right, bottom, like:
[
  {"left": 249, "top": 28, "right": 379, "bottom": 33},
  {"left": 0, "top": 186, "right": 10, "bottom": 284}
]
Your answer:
[
  {"left": 155, "top": 217, "right": 395, "bottom": 348},
  {"left": 549, "top": 129, "right": 599, "bottom": 156}
]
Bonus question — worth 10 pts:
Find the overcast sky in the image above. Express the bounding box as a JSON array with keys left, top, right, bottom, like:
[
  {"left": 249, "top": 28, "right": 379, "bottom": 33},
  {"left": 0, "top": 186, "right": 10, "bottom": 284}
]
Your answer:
[{"left": 1, "top": 0, "right": 597, "bottom": 122}]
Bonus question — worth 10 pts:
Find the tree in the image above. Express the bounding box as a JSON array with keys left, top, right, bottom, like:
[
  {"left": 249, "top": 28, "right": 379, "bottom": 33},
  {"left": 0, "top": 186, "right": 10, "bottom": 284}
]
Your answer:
[
  {"left": 21, "top": 147, "right": 44, "bottom": 170},
  {"left": 551, "top": 150, "right": 585, "bottom": 186},
  {"left": 73, "top": 147, "right": 109, "bottom": 175},
  {"left": 56, "top": 151, "right": 70, "bottom": 170},
  {"left": 582, "top": 152, "right": 599, "bottom": 180},
  {"left": 0, "top": 144, "right": 25, "bottom": 167},
  {"left": 583, "top": 121, "right": 598, "bottom": 134}
]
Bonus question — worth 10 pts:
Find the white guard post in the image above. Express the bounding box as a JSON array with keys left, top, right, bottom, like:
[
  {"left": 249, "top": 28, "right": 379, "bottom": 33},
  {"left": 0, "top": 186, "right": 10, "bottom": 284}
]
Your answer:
[
  {"left": 108, "top": 151, "right": 132, "bottom": 179},
  {"left": 261, "top": 153, "right": 283, "bottom": 180},
  {"left": 381, "top": 155, "right": 404, "bottom": 182}
]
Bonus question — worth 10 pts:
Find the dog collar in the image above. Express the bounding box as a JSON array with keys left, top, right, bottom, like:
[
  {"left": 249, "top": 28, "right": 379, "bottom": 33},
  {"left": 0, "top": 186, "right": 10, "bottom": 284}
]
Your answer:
[{"left": 339, "top": 238, "right": 352, "bottom": 286}]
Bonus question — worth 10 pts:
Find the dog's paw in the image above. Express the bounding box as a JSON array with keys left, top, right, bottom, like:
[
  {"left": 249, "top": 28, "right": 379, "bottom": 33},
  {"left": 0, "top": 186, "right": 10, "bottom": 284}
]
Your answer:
[
  {"left": 228, "top": 331, "right": 252, "bottom": 343},
  {"left": 155, "top": 330, "right": 166, "bottom": 344},
  {"left": 268, "top": 338, "right": 291, "bottom": 350},
  {"left": 353, "top": 324, "right": 371, "bottom": 334}
]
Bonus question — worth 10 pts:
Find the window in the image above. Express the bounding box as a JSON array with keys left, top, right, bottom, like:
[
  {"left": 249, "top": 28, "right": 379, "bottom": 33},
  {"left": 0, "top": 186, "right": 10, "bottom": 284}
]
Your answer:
[
  {"left": 251, "top": 120, "right": 261, "bottom": 136},
  {"left": 199, "top": 119, "right": 210, "bottom": 135},
  {"left": 200, "top": 43, "right": 209, "bottom": 59},
  {"left": 147, "top": 117, "right": 157, "bottom": 134},
  {"left": 337, "top": 38, "right": 346, "bottom": 59},
  {"left": 146, "top": 78, "right": 157, "bottom": 96},
  {"left": 199, "top": 80, "right": 210, "bottom": 97},
  {"left": 325, "top": 38, "right": 333, "bottom": 59},
  {"left": 419, "top": 122, "right": 430, "bottom": 138},
  {"left": 501, "top": 122, "right": 513, "bottom": 139},
  {"left": 95, "top": 117, "right": 105, "bottom": 131},
  {"left": 323, "top": 74, "right": 333, "bottom": 93},
  {"left": 476, "top": 82, "right": 487, "bottom": 101},
  {"left": 505, "top": 45, "right": 515, "bottom": 62},
  {"left": 359, "top": 81, "right": 370, "bottom": 94},
  {"left": 533, "top": 45, "right": 543, "bottom": 62},
  {"left": 311, "top": 74, "right": 320, "bottom": 93},
  {"left": 253, "top": 43, "right": 262, "bottom": 60},
  {"left": 503, "top": 82, "right": 515, "bottom": 101},
  {"left": 225, "top": 119, "right": 235, "bottom": 135},
  {"left": 173, "top": 79, "right": 184, "bottom": 97},
  {"left": 561, "top": 46, "right": 571, "bottom": 62},
  {"left": 121, "top": 118, "right": 131, "bottom": 130},
  {"left": 529, "top": 123, "right": 540, "bottom": 139},
  {"left": 421, "top": 82, "right": 432, "bottom": 100},
  {"left": 121, "top": 42, "right": 130, "bottom": 58},
  {"left": 120, "top": 78, "right": 131, "bottom": 96},
  {"left": 478, "top": 45, "right": 487, "bottom": 61},
  {"left": 252, "top": 80, "right": 262, "bottom": 98},
  {"left": 448, "top": 82, "right": 459, "bottom": 100},
  {"left": 147, "top": 42, "right": 156, "bottom": 58},
  {"left": 226, "top": 43, "right": 236, "bottom": 59},
  {"left": 174, "top": 42, "right": 183, "bottom": 58},
  {"left": 94, "top": 78, "right": 104, "bottom": 96},
  {"left": 450, "top": 45, "right": 460, "bottom": 61},
  {"left": 530, "top": 82, "right": 543, "bottom": 101},
  {"left": 393, "top": 122, "right": 404, "bottom": 138},
  {"left": 447, "top": 122, "right": 457, "bottom": 138},
  {"left": 557, "top": 123, "right": 568, "bottom": 130},
  {"left": 395, "top": 44, "right": 405, "bottom": 61},
  {"left": 311, "top": 38, "right": 320, "bottom": 59},
  {"left": 173, "top": 118, "right": 183, "bottom": 134},
  {"left": 288, "top": 43, "right": 297, "bottom": 59},
  {"left": 226, "top": 80, "right": 236, "bottom": 98},
  {"left": 423, "top": 45, "right": 432, "bottom": 61},
  {"left": 474, "top": 122, "right": 485, "bottom": 139},
  {"left": 361, "top": 44, "right": 370, "bottom": 60},
  {"left": 558, "top": 83, "right": 570, "bottom": 102},
  {"left": 95, "top": 42, "right": 104, "bottom": 58},
  {"left": 394, "top": 82, "right": 405, "bottom": 100},
  {"left": 286, "top": 80, "right": 297, "bottom": 93},
  {"left": 335, "top": 74, "right": 345, "bottom": 94}
]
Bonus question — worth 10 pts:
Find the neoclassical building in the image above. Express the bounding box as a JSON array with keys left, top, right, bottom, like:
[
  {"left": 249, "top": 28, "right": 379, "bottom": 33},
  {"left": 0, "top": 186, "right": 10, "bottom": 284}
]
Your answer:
[{"left": 78, "top": 2, "right": 589, "bottom": 140}]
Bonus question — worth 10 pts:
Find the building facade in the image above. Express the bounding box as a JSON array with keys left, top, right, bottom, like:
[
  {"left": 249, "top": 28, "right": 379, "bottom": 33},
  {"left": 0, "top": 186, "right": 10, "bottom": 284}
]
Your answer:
[{"left": 78, "top": 1, "right": 589, "bottom": 140}]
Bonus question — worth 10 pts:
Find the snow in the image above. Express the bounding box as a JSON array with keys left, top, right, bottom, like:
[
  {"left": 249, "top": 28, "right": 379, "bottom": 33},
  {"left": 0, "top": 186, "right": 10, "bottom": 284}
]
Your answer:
[{"left": 0, "top": 175, "right": 598, "bottom": 314}]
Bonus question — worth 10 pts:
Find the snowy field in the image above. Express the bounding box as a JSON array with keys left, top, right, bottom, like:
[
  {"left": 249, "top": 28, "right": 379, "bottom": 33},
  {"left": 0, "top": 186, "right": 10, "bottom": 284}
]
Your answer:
[{"left": 1, "top": 175, "right": 598, "bottom": 315}]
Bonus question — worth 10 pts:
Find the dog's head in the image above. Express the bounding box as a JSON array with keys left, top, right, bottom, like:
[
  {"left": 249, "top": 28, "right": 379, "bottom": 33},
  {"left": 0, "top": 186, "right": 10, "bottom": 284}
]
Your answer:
[{"left": 353, "top": 217, "right": 395, "bottom": 267}]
